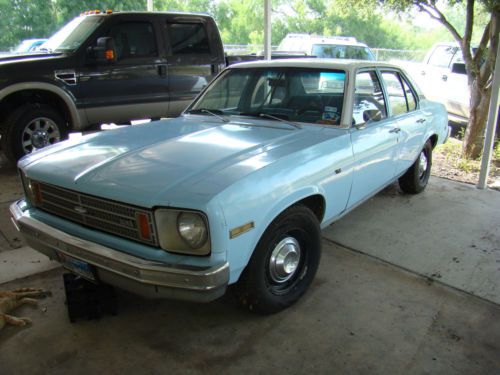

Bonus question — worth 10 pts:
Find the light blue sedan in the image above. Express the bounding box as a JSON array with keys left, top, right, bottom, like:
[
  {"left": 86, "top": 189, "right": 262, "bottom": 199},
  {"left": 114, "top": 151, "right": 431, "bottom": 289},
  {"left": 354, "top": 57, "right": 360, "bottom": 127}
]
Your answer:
[{"left": 10, "top": 59, "right": 450, "bottom": 314}]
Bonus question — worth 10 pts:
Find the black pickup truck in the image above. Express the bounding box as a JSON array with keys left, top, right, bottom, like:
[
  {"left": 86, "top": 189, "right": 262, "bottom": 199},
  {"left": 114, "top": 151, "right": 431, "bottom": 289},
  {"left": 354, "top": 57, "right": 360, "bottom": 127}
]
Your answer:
[{"left": 0, "top": 11, "right": 230, "bottom": 163}]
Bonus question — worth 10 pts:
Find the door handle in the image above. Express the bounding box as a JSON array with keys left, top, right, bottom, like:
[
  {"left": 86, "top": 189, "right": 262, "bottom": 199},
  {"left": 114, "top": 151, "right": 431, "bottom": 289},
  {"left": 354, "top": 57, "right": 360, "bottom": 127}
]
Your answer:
[
  {"left": 416, "top": 118, "right": 426, "bottom": 124},
  {"left": 389, "top": 127, "right": 401, "bottom": 133},
  {"left": 442, "top": 74, "right": 448, "bottom": 81},
  {"left": 157, "top": 64, "right": 167, "bottom": 77}
]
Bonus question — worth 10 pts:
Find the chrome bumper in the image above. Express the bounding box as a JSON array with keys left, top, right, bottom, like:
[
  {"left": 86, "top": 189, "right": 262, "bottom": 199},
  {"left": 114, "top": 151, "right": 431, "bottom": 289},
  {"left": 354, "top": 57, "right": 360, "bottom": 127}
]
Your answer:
[{"left": 10, "top": 200, "right": 229, "bottom": 302}]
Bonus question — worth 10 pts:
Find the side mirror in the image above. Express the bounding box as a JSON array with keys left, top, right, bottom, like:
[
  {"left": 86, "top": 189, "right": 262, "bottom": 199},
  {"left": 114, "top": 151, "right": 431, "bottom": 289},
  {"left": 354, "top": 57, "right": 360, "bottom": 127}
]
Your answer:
[
  {"left": 451, "top": 63, "right": 466, "bottom": 75},
  {"left": 363, "top": 109, "right": 382, "bottom": 123},
  {"left": 90, "top": 37, "right": 116, "bottom": 63}
]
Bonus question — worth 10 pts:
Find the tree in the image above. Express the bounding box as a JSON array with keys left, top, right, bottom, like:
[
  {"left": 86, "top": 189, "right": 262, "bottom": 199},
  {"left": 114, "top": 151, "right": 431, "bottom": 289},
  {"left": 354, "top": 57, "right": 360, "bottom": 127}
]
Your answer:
[{"left": 382, "top": 0, "right": 499, "bottom": 159}]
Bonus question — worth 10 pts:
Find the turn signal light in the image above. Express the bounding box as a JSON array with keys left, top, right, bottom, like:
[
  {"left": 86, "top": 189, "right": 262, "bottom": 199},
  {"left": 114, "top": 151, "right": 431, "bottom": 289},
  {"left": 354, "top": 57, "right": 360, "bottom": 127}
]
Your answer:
[
  {"left": 136, "top": 212, "right": 152, "bottom": 241},
  {"left": 105, "top": 50, "right": 115, "bottom": 61}
]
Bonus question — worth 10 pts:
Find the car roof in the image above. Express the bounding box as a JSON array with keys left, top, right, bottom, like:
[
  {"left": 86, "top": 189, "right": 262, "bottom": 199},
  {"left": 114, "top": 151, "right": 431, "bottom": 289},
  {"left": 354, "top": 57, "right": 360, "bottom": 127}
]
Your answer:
[{"left": 228, "top": 58, "right": 400, "bottom": 72}]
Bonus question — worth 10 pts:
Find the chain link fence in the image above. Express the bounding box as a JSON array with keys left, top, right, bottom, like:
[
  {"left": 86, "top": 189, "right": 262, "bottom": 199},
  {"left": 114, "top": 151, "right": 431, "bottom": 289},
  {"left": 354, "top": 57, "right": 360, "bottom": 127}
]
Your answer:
[{"left": 224, "top": 45, "right": 425, "bottom": 63}]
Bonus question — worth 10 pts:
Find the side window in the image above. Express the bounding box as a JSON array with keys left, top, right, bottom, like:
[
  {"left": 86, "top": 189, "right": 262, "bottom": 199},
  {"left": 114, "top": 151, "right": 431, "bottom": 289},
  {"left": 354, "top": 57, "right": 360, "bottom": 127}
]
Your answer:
[
  {"left": 427, "top": 45, "right": 457, "bottom": 68},
  {"left": 402, "top": 78, "right": 417, "bottom": 111},
  {"left": 167, "top": 22, "right": 210, "bottom": 55},
  {"left": 108, "top": 22, "right": 157, "bottom": 60},
  {"left": 353, "top": 71, "right": 387, "bottom": 126},
  {"left": 381, "top": 71, "right": 408, "bottom": 116}
]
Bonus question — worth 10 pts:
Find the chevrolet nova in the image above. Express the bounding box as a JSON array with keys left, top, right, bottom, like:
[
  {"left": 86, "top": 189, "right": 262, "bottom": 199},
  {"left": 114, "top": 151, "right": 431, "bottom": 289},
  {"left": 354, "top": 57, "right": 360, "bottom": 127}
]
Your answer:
[{"left": 10, "top": 59, "right": 450, "bottom": 313}]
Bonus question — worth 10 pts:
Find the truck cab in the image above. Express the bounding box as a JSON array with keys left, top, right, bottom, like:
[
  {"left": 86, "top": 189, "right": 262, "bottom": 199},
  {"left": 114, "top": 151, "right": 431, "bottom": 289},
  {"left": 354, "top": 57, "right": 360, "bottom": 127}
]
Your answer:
[{"left": 0, "top": 11, "right": 226, "bottom": 163}]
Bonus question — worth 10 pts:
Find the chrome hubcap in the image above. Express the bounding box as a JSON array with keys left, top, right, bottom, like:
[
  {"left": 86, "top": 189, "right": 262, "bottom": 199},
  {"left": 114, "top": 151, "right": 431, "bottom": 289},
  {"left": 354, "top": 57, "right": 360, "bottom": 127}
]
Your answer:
[
  {"left": 269, "top": 237, "right": 301, "bottom": 284},
  {"left": 22, "top": 117, "right": 61, "bottom": 153},
  {"left": 418, "top": 151, "right": 428, "bottom": 179}
]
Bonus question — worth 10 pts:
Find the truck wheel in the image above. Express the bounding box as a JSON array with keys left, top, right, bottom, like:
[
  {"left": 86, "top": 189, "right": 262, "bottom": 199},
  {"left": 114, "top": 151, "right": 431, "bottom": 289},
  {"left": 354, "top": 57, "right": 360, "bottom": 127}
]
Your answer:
[
  {"left": 236, "top": 205, "right": 321, "bottom": 314},
  {"left": 399, "top": 140, "right": 432, "bottom": 194},
  {"left": 1, "top": 104, "right": 68, "bottom": 163}
]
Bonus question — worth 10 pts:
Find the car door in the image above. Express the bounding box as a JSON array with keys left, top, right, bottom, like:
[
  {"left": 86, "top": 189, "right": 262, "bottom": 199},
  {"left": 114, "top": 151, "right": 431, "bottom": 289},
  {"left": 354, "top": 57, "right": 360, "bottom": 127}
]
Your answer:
[
  {"left": 79, "top": 16, "right": 169, "bottom": 124},
  {"left": 379, "top": 70, "right": 428, "bottom": 175},
  {"left": 165, "top": 17, "right": 224, "bottom": 116},
  {"left": 347, "top": 69, "right": 400, "bottom": 208}
]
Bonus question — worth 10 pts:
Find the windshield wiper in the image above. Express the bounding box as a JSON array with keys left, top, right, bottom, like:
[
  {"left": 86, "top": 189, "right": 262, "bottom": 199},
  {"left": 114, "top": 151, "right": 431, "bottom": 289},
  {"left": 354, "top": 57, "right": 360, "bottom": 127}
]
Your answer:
[
  {"left": 186, "top": 108, "right": 229, "bottom": 123},
  {"left": 239, "top": 112, "right": 302, "bottom": 129}
]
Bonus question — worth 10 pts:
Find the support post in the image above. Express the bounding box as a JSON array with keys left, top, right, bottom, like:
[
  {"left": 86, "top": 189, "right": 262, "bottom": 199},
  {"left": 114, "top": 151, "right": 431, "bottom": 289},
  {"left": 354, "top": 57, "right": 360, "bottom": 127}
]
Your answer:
[
  {"left": 147, "top": 0, "right": 153, "bottom": 11},
  {"left": 264, "top": 0, "right": 271, "bottom": 60},
  {"left": 477, "top": 43, "right": 500, "bottom": 190}
]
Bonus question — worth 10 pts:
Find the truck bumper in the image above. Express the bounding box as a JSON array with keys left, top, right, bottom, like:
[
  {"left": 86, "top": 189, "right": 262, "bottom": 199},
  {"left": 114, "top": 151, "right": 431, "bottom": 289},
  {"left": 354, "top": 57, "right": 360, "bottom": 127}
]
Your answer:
[{"left": 10, "top": 200, "right": 229, "bottom": 302}]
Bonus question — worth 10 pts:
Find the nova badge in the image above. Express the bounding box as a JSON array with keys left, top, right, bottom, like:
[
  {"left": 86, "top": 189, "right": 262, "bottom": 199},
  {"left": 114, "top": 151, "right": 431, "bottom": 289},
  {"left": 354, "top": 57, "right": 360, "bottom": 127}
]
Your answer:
[{"left": 74, "top": 206, "right": 87, "bottom": 214}]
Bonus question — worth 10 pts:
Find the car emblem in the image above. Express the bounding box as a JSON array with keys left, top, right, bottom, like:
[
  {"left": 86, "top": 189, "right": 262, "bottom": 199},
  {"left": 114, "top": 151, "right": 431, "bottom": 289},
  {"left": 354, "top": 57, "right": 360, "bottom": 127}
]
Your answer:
[{"left": 74, "top": 206, "right": 87, "bottom": 214}]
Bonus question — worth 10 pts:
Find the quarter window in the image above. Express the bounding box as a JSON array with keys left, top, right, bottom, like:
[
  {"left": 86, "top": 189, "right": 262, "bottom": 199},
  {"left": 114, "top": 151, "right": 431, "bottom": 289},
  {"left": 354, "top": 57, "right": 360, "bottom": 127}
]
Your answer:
[{"left": 381, "top": 71, "right": 418, "bottom": 115}]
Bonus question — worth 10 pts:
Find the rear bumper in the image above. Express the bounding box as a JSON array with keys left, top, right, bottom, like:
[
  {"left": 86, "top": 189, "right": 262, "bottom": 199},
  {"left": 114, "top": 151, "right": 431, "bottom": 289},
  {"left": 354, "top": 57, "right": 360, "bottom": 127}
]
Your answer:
[{"left": 10, "top": 200, "right": 229, "bottom": 302}]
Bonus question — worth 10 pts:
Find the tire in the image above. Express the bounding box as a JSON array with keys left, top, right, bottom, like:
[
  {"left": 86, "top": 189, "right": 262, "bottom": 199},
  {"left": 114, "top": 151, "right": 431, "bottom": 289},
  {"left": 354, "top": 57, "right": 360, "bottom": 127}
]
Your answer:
[
  {"left": 236, "top": 205, "right": 322, "bottom": 314},
  {"left": 399, "top": 140, "right": 432, "bottom": 194},
  {"left": 1, "top": 104, "right": 68, "bottom": 164}
]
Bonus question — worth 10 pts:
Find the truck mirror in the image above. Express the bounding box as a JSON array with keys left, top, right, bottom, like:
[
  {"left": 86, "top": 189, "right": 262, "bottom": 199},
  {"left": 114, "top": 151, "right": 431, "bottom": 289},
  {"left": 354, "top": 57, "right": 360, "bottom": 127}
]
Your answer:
[
  {"left": 451, "top": 63, "right": 466, "bottom": 75},
  {"left": 92, "top": 37, "right": 117, "bottom": 63}
]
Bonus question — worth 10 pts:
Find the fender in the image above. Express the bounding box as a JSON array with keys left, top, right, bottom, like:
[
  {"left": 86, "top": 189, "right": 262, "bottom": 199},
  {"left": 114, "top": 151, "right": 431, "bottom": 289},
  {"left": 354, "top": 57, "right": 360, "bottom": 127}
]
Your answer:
[
  {"left": 0, "top": 82, "right": 87, "bottom": 131},
  {"left": 225, "top": 185, "right": 325, "bottom": 283}
]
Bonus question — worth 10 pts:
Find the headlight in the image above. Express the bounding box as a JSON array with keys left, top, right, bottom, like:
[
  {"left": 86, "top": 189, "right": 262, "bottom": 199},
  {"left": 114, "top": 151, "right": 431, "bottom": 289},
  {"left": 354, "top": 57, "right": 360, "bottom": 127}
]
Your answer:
[
  {"left": 154, "top": 209, "right": 211, "bottom": 255},
  {"left": 19, "top": 170, "right": 41, "bottom": 206},
  {"left": 177, "top": 212, "right": 208, "bottom": 249}
]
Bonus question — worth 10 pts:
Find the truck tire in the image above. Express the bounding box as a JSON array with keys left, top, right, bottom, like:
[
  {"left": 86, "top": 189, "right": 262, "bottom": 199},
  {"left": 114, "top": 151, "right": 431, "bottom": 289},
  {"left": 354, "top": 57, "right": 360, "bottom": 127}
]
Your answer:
[
  {"left": 1, "top": 104, "right": 68, "bottom": 163},
  {"left": 236, "top": 205, "right": 321, "bottom": 314},
  {"left": 399, "top": 140, "right": 432, "bottom": 194}
]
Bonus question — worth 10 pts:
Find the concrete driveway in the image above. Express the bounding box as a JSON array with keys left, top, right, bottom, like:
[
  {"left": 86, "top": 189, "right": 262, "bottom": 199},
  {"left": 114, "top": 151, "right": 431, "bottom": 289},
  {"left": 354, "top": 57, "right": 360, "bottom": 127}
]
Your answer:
[{"left": 1, "top": 155, "right": 499, "bottom": 374}]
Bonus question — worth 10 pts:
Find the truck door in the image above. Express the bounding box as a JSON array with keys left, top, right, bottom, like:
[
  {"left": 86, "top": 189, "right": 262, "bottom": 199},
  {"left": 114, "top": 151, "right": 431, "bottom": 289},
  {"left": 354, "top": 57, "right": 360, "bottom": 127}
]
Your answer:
[
  {"left": 79, "top": 16, "right": 169, "bottom": 125},
  {"left": 348, "top": 69, "right": 399, "bottom": 208},
  {"left": 164, "top": 18, "right": 224, "bottom": 116}
]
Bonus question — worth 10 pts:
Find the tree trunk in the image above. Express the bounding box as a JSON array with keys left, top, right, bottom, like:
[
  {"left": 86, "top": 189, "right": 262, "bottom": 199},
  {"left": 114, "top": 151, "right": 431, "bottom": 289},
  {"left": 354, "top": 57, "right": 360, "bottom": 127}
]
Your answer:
[{"left": 462, "top": 83, "right": 492, "bottom": 159}]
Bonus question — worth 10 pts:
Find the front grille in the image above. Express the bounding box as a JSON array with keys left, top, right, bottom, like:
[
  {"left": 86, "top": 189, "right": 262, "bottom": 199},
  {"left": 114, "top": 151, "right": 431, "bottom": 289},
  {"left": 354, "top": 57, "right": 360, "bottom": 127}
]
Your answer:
[{"left": 36, "top": 182, "right": 158, "bottom": 247}]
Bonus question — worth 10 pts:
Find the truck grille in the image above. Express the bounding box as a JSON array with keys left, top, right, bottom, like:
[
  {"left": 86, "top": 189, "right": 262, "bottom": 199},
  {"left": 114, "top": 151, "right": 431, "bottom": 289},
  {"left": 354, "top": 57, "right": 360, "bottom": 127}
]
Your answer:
[{"left": 35, "top": 182, "right": 158, "bottom": 247}]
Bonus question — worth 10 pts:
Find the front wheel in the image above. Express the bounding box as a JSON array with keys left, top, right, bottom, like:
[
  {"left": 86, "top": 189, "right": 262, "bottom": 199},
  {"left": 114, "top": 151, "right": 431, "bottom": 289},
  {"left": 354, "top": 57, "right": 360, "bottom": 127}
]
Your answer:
[
  {"left": 1, "top": 104, "right": 68, "bottom": 163},
  {"left": 399, "top": 140, "right": 432, "bottom": 194},
  {"left": 236, "top": 205, "right": 321, "bottom": 314}
]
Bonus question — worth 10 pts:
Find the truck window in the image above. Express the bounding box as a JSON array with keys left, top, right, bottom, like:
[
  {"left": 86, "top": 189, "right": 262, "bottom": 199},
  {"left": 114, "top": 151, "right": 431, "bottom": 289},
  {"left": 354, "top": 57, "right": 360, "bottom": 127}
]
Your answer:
[
  {"left": 108, "top": 22, "right": 157, "bottom": 60},
  {"left": 427, "top": 45, "right": 457, "bottom": 68},
  {"left": 167, "top": 22, "right": 210, "bottom": 55}
]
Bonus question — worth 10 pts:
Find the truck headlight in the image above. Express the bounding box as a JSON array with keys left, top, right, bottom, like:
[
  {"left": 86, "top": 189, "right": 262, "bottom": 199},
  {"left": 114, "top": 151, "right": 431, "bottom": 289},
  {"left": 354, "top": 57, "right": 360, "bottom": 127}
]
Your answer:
[{"left": 154, "top": 209, "right": 211, "bottom": 255}]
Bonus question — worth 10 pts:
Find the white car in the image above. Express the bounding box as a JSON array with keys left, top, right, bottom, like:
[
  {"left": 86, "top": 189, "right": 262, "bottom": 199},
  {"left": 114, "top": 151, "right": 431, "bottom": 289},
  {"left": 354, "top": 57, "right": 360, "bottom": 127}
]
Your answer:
[{"left": 277, "top": 33, "right": 376, "bottom": 61}]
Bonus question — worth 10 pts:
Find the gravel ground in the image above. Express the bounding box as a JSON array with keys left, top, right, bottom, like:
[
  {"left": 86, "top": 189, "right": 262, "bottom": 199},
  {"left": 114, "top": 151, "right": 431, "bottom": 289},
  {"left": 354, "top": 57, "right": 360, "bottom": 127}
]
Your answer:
[{"left": 432, "top": 137, "right": 500, "bottom": 190}]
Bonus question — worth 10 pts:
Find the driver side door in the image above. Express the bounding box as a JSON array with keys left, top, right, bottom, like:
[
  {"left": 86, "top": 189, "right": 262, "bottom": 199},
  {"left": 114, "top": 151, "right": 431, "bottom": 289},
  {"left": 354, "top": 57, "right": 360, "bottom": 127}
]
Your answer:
[{"left": 347, "top": 69, "right": 400, "bottom": 208}]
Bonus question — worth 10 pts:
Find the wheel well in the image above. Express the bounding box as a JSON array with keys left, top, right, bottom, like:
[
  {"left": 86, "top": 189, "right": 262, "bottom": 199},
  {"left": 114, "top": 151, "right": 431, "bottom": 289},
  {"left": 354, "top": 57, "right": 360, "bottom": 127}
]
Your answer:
[
  {"left": 429, "top": 134, "right": 438, "bottom": 149},
  {"left": 0, "top": 90, "right": 71, "bottom": 129},
  {"left": 292, "top": 194, "right": 326, "bottom": 223}
]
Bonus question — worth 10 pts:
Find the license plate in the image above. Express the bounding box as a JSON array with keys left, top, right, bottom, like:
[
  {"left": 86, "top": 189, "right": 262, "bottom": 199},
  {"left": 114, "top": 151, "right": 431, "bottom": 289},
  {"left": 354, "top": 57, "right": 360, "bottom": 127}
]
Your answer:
[{"left": 57, "top": 252, "right": 96, "bottom": 282}]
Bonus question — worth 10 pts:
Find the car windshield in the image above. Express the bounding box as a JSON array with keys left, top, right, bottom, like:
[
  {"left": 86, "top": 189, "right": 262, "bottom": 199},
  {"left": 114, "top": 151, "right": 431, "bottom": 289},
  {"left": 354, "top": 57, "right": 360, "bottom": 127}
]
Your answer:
[
  {"left": 312, "top": 44, "right": 375, "bottom": 60},
  {"left": 188, "top": 67, "right": 347, "bottom": 125},
  {"left": 42, "top": 16, "right": 104, "bottom": 53}
]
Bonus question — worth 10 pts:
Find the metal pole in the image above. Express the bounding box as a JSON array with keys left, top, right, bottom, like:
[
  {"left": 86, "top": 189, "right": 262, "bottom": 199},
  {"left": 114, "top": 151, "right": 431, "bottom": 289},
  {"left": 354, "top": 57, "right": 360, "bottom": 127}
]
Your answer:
[
  {"left": 477, "top": 42, "right": 500, "bottom": 189},
  {"left": 264, "top": 0, "right": 271, "bottom": 60},
  {"left": 147, "top": 0, "right": 153, "bottom": 11}
]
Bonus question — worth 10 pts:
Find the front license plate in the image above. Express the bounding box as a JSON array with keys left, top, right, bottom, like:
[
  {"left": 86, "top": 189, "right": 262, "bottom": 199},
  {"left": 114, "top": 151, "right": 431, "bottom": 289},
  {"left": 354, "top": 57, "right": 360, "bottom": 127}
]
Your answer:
[{"left": 57, "top": 252, "right": 96, "bottom": 282}]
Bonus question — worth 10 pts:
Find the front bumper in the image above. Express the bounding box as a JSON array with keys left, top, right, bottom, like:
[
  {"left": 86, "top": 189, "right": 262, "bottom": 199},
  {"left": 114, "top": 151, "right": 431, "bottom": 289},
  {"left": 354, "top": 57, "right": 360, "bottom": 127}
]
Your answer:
[{"left": 10, "top": 200, "right": 229, "bottom": 302}]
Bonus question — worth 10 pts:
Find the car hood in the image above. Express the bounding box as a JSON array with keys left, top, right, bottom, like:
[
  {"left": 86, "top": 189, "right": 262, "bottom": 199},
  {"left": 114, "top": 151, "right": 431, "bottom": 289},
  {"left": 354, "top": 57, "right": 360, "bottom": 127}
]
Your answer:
[
  {"left": 20, "top": 116, "right": 334, "bottom": 208},
  {"left": 0, "top": 52, "right": 64, "bottom": 65}
]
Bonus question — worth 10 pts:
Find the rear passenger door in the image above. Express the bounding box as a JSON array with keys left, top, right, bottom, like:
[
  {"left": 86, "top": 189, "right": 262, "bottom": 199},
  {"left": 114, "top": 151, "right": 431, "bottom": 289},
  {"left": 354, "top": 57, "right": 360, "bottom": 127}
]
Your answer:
[
  {"left": 80, "top": 16, "right": 169, "bottom": 124},
  {"left": 379, "top": 70, "right": 427, "bottom": 175},
  {"left": 165, "top": 17, "right": 224, "bottom": 116}
]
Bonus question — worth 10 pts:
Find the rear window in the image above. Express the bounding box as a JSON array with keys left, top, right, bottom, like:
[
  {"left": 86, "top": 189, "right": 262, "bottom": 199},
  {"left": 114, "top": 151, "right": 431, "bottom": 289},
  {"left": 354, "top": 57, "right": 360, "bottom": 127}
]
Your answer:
[{"left": 311, "top": 44, "right": 375, "bottom": 60}]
